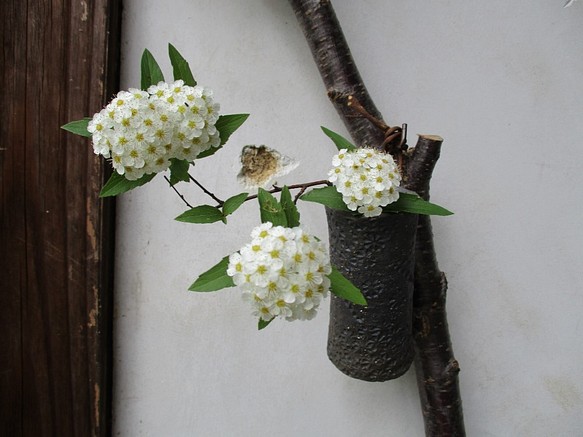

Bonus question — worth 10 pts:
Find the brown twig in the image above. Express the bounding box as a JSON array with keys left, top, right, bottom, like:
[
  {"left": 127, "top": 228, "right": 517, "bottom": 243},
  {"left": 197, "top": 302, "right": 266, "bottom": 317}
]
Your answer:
[
  {"left": 346, "top": 95, "right": 389, "bottom": 132},
  {"left": 245, "top": 179, "right": 331, "bottom": 202},
  {"left": 167, "top": 172, "right": 329, "bottom": 210},
  {"left": 164, "top": 176, "right": 194, "bottom": 209},
  {"left": 347, "top": 95, "right": 407, "bottom": 157},
  {"left": 188, "top": 173, "right": 224, "bottom": 206}
]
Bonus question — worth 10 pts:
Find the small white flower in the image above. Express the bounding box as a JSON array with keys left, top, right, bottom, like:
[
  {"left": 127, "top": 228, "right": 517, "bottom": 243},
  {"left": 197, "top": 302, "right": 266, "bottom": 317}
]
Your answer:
[
  {"left": 329, "top": 147, "right": 401, "bottom": 217},
  {"left": 227, "top": 224, "right": 331, "bottom": 323},
  {"left": 358, "top": 204, "right": 382, "bottom": 217}
]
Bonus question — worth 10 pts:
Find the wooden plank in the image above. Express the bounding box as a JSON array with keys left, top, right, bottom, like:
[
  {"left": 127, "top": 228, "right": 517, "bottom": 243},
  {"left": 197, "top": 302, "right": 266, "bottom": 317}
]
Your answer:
[
  {"left": 0, "top": 1, "right": 27, "bottom": 435},
  {"left": 0, "top": 0, "right": 120, "bottom": 435}
]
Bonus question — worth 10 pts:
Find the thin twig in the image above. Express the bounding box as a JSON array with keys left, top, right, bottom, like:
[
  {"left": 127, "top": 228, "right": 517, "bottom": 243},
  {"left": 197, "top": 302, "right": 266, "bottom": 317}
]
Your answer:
[
  {"left": 164, "top": 176, "right": 194, "bottom": 209},
  {"left": 347, "top": 95, "right": 389, "bottom": 132},
  {"left": 348, "top": 95, "right": 407, "bottom": 156},
  {"left": 188, "top": 173, "right": 224, "bottom": 206},
  {"left": 245, "top": 179, "right": 331, "bottom": 202}
]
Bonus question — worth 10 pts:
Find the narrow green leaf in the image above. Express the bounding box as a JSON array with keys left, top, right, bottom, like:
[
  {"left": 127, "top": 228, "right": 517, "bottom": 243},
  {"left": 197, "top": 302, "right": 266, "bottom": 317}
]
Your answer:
[
  {"left": 99, "top": 172, "right": 156, "bottom": 197},
  {"left": 299, "top": 186, "right": 349, "bottom": 211},
  {"left": 258, "top": 188, "right": 287, "bottom": 226},
  {"left": 216, "top": 114, "right": 249, "bottom": 145},
  {"left": 258, "top": 318, "right": 274, "bottom": 330},
  {"left": 169, "top": 158, "right": 190, "bottom": 185},
  {"left": 384, "top": 193, "right": 453, "bottom": 216},
  {"left": 301, "top": 186, "right": 453, "bottom": 216},
  {"left": 280, "top": 186, "right": 300, "bottom": 227},
  {"left": 197, "top": 114, "right": 250, "bottom": 159},
  {"left": 168, "top": 43, "right": 196, "bottom": 86},
  {"left": 189, "top": 256, "right": 235, "bottom": 292},
  {"left": 61, "top": 118, "right": 92, "bottom": 138},
  {"left": 328, "top": 267, "right": 367, "bottom": 306},
  {"left": 196, "top": 145, "right": 222, "bottom": 159},
  {"left": 175, "top": 205, "right": 225, "bottom": 224},
  {"left": 141, "top": 49, "right": 165, "bottom": 90},
  {"left": 321, "top": 126, "right": 356, "bottom": 151},
  {"left": 223, "top": 192, "right": 249, "bottom": 216}
]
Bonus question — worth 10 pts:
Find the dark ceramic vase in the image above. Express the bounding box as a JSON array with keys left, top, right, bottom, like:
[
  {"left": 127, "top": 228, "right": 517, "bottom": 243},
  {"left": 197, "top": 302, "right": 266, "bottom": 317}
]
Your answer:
[{"left": 326, "top": 207, "right": 418, "bottom": 381}]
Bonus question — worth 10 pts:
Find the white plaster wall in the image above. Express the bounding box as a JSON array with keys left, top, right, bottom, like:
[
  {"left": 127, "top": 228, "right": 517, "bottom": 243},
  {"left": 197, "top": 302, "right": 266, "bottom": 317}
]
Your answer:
[{"left": 114, "top": 1, "right": 583, "bottom": 436}]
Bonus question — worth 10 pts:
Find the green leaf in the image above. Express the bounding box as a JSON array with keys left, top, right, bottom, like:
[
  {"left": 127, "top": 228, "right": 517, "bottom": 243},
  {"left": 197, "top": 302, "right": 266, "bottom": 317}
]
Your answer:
[
  {"left": 321, "top": 126, "right": 357, "bottom": 151},
  {"left": 258, "top": 188, "right": 287, "bottom": 226},
  {"left": 169, "top": 158, "right": 190, "bottom": 185},
  {"left": 301, "top": 186, "right": 453, "bottom": 216},
  {"left": 141, "top": 49, "right": 165, "bottom": 90},
  {"left": 61, "top": 118, "right": 92, "bottom": 138},
  {"left": 168, "top": 43, "right": 196, "bottom": 86},
  {"left": 280, "top": 186, "right": 300, "bottom": 227},
  {"left": 328, "top": 267, "right": 367, "bottom": 306},
  {"left": 223, "top": 192, "right": 249, "bottom": 216},
  {"left": 99, "top": 172, "right": 156, "bottom": 197},
  {"left": 258, "top": 318, "right": 274, "bottom": 330},
  {"left": 189, "top": 256, "right": 235, "bottom": 292},
  {"left": 197, "top": 114, "right": 250, "bottom": 159},
  {"left": 175, "top": 205, "right": 225, "bottom": 224},
  {"left": 217, "top": 114, "right": 249, "bottom": 145},
  {"left": 196, "top": 145, "right": 222, "bottom": 160},
  {"left": 384, "top": 193, "right": 453, "bottom": 216},
  {"left": 299, "top": 186, "right": 349, "bottom": 211},
  {"left": 197, "top": 143, "right": 223, "bottom": 159}
]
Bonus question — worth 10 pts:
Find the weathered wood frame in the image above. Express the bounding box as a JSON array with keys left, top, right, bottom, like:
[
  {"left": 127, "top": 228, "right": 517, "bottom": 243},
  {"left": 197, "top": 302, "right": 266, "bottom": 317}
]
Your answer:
[{"left": 1, "top": 0, "right": 121, "bottom": 435}]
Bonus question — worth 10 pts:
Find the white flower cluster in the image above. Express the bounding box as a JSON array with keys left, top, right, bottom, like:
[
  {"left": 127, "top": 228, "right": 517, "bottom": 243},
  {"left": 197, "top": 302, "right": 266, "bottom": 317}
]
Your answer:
[
  {"left": 227, "top": 223, "right": 332, "bottom": 322},
  {"left": 87, "top": 80, "right": 220, "bottom": 180},
  {"left": 328, "top": 148, "right": 401, "bottom": 217}
]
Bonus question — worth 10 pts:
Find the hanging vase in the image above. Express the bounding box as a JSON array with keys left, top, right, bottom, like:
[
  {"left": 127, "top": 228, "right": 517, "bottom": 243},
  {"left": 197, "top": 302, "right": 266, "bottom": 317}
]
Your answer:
[{"left": 326, "top": 207, "right": 418, "bottom": 381}]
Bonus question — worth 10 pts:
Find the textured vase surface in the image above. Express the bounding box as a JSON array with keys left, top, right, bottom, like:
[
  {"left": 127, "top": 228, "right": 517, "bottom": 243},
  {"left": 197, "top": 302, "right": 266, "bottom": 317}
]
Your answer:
[{"left": 326, "top": 208, "right": 418, "bottom": 381}]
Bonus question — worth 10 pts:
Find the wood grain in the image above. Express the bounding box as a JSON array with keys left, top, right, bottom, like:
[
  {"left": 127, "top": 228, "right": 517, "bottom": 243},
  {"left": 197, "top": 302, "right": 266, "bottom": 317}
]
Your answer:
[{"left": 0, "top": 0, "right": 120, "bottom": 435}]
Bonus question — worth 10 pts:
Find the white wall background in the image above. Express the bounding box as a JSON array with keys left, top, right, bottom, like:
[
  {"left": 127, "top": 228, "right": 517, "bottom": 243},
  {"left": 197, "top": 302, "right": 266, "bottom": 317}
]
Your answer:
[{"left": 114, "top": 1, "right": 583, "bottom": 436}]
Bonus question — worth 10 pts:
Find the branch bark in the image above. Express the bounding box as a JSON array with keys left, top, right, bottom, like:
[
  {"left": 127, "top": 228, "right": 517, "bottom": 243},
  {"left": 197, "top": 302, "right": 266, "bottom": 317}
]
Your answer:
[
  {"left": 289, "top": 1, "right": 465, "bottom": 435},
  {"left": 289, "top": 0, "right": 385, "bottom": 149},
  {"left": 406, "top": 136, "right": 466, "bottom": 436}
]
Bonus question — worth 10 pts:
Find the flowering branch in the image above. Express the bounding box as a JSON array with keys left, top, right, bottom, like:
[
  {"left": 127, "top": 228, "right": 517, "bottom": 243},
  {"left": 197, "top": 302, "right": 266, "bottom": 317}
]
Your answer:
[
  {"left": 245, "top": 179, "right": 331, "bottom": 203},
  {"left": 167, "top": 177, "right": 331, "bottom": 212},
  {"left": 63, "top": 36, "right": 458, "bottom": 431}
]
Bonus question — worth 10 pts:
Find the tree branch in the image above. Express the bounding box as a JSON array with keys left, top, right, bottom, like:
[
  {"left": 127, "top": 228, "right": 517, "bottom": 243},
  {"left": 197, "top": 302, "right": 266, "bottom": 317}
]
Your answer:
[
  {"left": 289, "top": 0, "right": 386, "bottom": 148},
  {"left": 289, "top": 1, "right": 465, "bottom": 435},
  {"left": 405, "top": 136, "right": 466, "bottom": 437}
]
